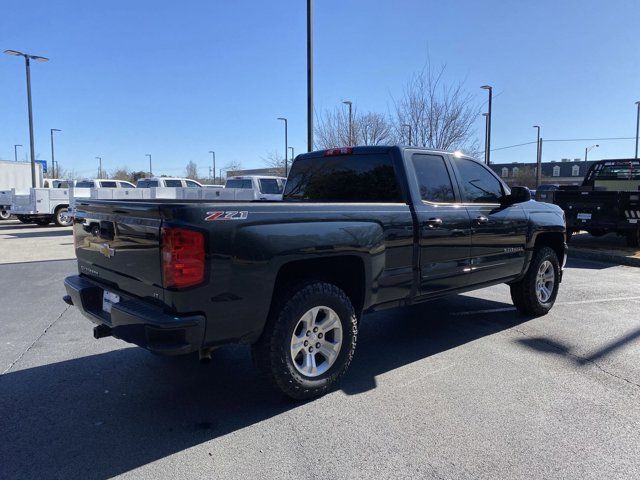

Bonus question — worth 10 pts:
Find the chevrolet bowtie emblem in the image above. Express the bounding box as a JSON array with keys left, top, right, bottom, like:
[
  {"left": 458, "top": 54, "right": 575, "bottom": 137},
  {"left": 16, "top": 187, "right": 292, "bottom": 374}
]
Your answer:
[{"left": 98, "top": 243, "right": 115, "bottom": 258}]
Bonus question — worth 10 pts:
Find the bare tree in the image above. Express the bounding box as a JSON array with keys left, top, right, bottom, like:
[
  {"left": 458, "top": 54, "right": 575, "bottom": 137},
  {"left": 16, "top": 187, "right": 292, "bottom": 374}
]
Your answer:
[
  {"left": 261, "top": 151, "right": 286, "bottom": 176},
  {"left": 394, "top": 61, "right": 479, "bottom": 153},
  {"left": 110, "top": 167, "right": 132, "bottom": 181},
  {"left": 315, "top": 106, "right": 393, "bottom": 149},
  {"left": 224, "top": 160, "right": 243, "bottom": 177},
  {"left": 185, "top": 161, "right": 199, "bottom": 179}
]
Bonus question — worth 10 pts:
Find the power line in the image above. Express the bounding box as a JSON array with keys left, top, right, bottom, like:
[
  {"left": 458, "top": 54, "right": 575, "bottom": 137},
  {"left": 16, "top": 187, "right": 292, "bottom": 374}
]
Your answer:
[
  {"left": 491, "top": 136, "right": 636, "bottom": 152},
  {"left": 491, "top": 141, "right": 536, "bottom": 152}
]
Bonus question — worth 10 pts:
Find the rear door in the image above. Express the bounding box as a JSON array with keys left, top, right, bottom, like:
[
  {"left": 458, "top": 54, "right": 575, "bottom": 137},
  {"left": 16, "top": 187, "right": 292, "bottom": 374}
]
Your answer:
[
  {"left": 408, "top": 153, "right": 472, "bottom": 293},
  {"left": 450, "top": 157, "right": 528, "bottom": 282}
]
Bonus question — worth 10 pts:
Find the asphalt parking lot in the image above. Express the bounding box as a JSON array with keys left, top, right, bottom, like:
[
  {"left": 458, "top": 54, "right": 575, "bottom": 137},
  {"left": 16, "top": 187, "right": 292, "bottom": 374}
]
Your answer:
[{"left": 1, "top": 220, "right": 639, "bottom": 479}]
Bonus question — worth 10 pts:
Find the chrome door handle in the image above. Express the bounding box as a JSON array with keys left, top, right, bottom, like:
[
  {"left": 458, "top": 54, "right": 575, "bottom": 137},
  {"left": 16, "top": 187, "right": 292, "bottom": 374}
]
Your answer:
[
  {"left": 475, "top": 215, "right": 489, "bottom": 225},
  {"left": 424, "top": 218, "right": 443, "bottom": 228}
]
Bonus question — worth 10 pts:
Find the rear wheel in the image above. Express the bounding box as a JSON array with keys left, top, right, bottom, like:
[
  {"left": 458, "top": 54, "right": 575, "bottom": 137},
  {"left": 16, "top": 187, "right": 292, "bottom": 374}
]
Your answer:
[
  {"left": 0, "top": 210, "right": 10, "bottom": 221},
  {"left": 626, "top": 228, "right": 640, "bottom": 248},
  {"left": 252, "top": 281, "right": 358, "bottom": 400},
  {"left": 54, "top": 207, "right": 72, "bottom": 227},
  {"left": 510, "top": 246, "right": 560, "bottom": 316}
]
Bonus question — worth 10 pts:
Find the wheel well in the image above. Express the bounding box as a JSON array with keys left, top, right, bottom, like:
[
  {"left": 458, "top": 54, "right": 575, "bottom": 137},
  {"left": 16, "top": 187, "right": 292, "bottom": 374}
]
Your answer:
[
  {"left": 54, "top": 204, "right": 69, "bottom": 213},
  {"left": 272, "top": 256, "right": 366, "bottom": 314},
  {"left": 534, "top": 232, "right": 565, "bottom": 264}
]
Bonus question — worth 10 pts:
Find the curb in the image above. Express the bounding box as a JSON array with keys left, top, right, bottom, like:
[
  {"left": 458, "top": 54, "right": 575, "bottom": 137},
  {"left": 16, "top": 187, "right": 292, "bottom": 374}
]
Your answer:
[{"left": 569, "top": 248, "right": 640, "bottom": 267}]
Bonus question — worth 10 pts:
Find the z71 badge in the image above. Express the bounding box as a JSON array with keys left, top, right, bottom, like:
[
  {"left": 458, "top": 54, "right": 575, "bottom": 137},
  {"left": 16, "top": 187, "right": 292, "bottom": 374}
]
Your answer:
[{"left": 205, "top": 211, "right": 248, "bottom": 221}]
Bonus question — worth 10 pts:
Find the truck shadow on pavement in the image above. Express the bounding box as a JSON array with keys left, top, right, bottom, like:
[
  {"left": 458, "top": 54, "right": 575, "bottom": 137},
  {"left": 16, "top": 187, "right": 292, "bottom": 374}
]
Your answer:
[
  {"left": 0, "top": 229, "right": 72, "bottom": 239},
  {"left": 0, "top": 295, "right": 529, "bottom": 479}
]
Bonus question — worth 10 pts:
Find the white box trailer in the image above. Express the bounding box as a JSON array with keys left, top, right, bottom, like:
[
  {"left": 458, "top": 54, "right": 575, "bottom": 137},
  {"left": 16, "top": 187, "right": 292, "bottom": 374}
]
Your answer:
[
  {"left": 10, "top": 187, "right": 72, "bottom": 226},
  {"left": 0, "top": 160, "right": 44, "bottom": 219}
]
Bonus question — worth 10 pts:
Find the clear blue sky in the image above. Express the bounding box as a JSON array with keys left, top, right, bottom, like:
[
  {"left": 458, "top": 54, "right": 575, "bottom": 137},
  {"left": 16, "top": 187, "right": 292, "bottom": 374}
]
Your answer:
[{"left": 1, "top": 0, "right": 639, "bottom": 178}]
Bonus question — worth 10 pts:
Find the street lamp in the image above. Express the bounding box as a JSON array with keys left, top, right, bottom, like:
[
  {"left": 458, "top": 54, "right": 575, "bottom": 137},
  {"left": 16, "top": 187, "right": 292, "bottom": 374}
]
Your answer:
[
  {"left": 402, "top": 124, "right": 412, "bottom": 146},
  {"left": 289, "top": 146, "right": 294, "bottom": 163},
  {"left": 50, "top": 129, "right": 61, "bottom": 178},
  {"left": 14, "top": 144, "right": 22, "bottom": 162},
  {"left": 4, "top": 49, "right": 50, "bottom": 187},
  {"left": 146, "top": 154, "right": 152, "bottom": 177},
  {"left": 481, "top": 85, "right": 493, "bottom": 165},
  {"left": 209, "top": 151, "right": 216, "bottom": 184},
  {"left": 95, "top": 157, "right": 102, "bottom": 178},
  {"left": 307, "top": 0, "right": 314, "bottom": 152},
  {"left": 585, "top": 144, "right": 599, "bottom": 163},
  {"left": 342, "top": 100, "right": 353, "bottom": 145},
  {"left": 533, "top": 125, "right": 541, "bottom": 187},
  {"left": 635, "top": 101, "right": 640, "bottom": 159},
  {"left": 277, "top": 117, "right": 289, "bottom": 176}
]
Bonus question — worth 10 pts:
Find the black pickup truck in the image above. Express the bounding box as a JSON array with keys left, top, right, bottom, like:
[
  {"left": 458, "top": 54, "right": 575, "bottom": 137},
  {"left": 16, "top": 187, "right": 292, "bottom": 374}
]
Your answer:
[
  {"left": 549, "top": 159, "right": 640, "bottom": 246},
  {"left": 64, "top": 146, "right": 566, "bottom": 399}
]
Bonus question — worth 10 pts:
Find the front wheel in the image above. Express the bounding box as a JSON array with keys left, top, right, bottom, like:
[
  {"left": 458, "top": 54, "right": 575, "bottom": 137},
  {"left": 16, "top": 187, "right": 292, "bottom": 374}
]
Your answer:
[
  {"left": 54, "top": 207, "right": 72, "bottom": 227},
  {"left": 510, "top": 246, "right": 560, "bottom": 316},
  {"left": 0, "top": 210, "right": 10, "bottom": 221},
  {"left": 252, "top": 281, "right": 358, "bottom": 400}
]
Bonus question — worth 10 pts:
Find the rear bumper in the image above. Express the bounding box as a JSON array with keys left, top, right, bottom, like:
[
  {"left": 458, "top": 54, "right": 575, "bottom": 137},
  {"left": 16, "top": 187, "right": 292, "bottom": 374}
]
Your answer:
[{"left": 64, "top": 275, "right": 205, "bottom": 355}]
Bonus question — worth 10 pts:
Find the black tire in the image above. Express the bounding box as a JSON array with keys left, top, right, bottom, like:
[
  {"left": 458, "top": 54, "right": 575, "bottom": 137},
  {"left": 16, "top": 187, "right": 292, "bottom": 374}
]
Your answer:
[
  {"left": 587, "top": 228, "right": 607, "bottom": 237},
  {"left": 626, "top": 228, "right": 640, "bottom": 248},
  {"left": 566, "top": 230, "right": 573, "bottom": 243},
  {"left": 0, "top": 210, "right": 10, "bottom": 221},
  {"left": 54, "top": 207, "right": 72, "bottom": 227},
  {"left": 252, "top": 281, "right": 358, "bottom": 400},
  {"left": 33, "top": 218, "right": 51, "bottom": 226},
  {"left": 510, "top": 246, "right": 560, "bottom": 317}
]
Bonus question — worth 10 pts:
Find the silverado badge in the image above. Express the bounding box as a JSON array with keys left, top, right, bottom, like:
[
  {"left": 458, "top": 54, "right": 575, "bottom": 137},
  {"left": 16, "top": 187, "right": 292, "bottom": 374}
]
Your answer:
[{"left": 98, "top": 243, "right": 115, "bottom": 258}]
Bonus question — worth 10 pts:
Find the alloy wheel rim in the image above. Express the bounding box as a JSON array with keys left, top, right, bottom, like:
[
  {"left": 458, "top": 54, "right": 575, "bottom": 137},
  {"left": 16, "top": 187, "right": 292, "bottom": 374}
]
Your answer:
[
  {"left": 290, "top": 306, "right": 343, "bottom": 378},
  {"left": 536, "top": 260, "right": 555, "bottom": 303}
]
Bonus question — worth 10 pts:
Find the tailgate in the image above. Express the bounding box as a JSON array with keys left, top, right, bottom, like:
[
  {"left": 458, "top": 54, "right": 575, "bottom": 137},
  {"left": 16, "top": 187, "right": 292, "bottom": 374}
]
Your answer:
[
  {"left": 554, "top": 190, "right": 621, "bottom": 227},
  {"left": 73, "top": 200, "right": 165, "bottom": 303}
]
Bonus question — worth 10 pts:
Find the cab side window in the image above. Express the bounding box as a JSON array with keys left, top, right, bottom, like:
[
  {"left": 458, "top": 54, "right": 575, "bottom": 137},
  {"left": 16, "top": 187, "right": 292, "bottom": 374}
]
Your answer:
[
  {"left": 411, "top": 154, "right": 455, "bottom": 203},
  {"left": 453, "top": 158, "right": 504, "bottom": 203}
]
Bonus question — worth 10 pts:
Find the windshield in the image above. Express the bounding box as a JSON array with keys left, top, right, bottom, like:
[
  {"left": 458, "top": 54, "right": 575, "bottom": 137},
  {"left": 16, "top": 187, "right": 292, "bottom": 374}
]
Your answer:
[
  {"left": 226, "top": 179, "right": 253, "bottom": 189},
  {"left": 259, "top": 178, "right": 284, "bottom": 194},
  {"left": 75, "top": 181, "right": 94, "bottom": 188},
  {"left": 594, "top": 161, "right": 640, "bottom": 180}
]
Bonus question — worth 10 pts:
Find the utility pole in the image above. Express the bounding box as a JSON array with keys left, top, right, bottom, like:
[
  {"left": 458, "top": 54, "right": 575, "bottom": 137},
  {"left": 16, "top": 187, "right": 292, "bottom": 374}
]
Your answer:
[
  {"left": 14, "top": 144, "right": 22, "bottom": 162},
  {"left": 209, "top": 151, "right": 216, "bottom": 183},
  {"left": 481, "top": 85, "right": 493, "bottom": 165},
  {"left": 343, "top": 100, "right": 353, "bottom": 145},
  {"left": 277, "top": 118, "right": 288, "bottom": 175},
  {"left": 307, "top": 0, "right": 314, "bottom": 152},
  {"left": 533, "top": 125, "right": 541, "bottom": 188},
  {"left": 146, "top": 154, "right": 152, "bottom": 177},
  {"left": 5, "top": 50, "right": 50, "bottom": 187},
  {"left": 635, "top": 101, "right": 640, "bottom": 159},
  {"left": 50, "top": 129, "right": 61, "bottom": 178},
  {"left": 402, "top": 124, "right": 412, "bottom": 146},
  {"left": 96, "top": 157, "right": 102, "bottom": 178}
]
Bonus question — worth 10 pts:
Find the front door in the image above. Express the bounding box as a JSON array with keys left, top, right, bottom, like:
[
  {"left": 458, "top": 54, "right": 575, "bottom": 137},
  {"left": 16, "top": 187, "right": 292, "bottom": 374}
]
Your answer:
[
  {"left": 410, "top": 153, "right": 472, "bottom": 294},
  {"left": 450, "top": 157, "right": 528, "bottom": 282}
]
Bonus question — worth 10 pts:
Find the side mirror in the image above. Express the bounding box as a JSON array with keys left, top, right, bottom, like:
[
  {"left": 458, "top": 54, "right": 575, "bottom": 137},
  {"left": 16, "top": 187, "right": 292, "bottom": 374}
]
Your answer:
[{"left": 502, "top": 186, "right": 531, "bottom": 206}]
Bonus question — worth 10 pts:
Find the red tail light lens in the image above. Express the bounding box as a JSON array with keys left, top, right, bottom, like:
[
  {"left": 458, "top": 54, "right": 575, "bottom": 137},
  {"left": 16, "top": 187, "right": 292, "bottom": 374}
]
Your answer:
[
  {"left": 324, "top": 147, "right": 353, "bottom": 156},
  {"left": 161, "top": 227, "right": 205, "bottom": 289}
]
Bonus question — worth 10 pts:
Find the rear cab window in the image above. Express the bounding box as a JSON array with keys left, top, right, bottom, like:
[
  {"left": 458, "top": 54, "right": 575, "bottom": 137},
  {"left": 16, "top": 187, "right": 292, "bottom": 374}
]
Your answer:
[
  {"left": 259, "top": 178, "right": 284, "bottom": 194},
  {"left": 100, "top": 181, "right": 117, "bottom": 188},
  {"left": 136, "top": 180, "right": 158, "bottom": 188},
  {"left": 283, "top": 152, "right": 403, "bottom": 202},
  {"left": 226, "top": 179, "right": 253, "bottom": 189},
  {"left": 412, "top": 154, "right": 455, "bottom": 203},
  {"left": 76, "top": 181, "right": 94, "bottom": 188},
  {"left": 164, "top": 180, "right": 183, "bottom": 187}
]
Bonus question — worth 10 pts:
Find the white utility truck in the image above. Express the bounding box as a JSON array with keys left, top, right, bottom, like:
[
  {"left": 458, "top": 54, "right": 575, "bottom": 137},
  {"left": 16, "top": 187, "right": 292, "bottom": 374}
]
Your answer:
[{"left": 0, "top": 160, "right": 44, "bottom": 220}]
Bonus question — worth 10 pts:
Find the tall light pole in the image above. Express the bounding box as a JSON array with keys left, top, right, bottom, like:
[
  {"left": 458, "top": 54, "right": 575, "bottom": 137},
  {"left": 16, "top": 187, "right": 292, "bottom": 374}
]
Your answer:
[
  {"left": 533, "top": 125, "right": 541, "bottom": 188},
  {"left": 482, "top": 113, "right": 489, "bottom": 163},
  {"left": 585, "top": 144, "right": 599, "bottom": 163},
  {"left": 342, "top": 100, "right": 353, "bottom": 145},
  {"left": 635, "top": 101, "right": 640, "bottom": 159},
  {"left": 14, "top": 144, "right": 22, "bottom": 162},
  {"left": 402, "top": 123, "right": 412, "bottom": 146},
  {"left": 481, "top": 85, "right": 493, "bottom": 165},
  {"left": 50, "top": 129, "right": 61, "bottom": 178},
  {"left": 95, "top": 157, "right": 102, "bottom": 178},
  {"left": 307, "top": 0, "right": 314, "bottom": 152},
  {"left": 277, "top": 117, "right": 288, "bottom": 175},
  {"left": 4, "top": 49, "right": 50, "bottom": 187},
  {"left": 146, "top": 154, "right": 152, "bottom": 177},
  {"left": 209, "top": 151, "right": 216, "bottom": 183},
  {"left": 289, "top": 146, "right": 294, "bottom": 163}
]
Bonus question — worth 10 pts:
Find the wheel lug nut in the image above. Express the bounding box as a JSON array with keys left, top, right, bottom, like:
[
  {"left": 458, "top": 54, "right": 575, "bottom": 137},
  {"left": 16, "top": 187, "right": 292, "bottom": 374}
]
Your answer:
[
  {"left": 309, "top": 347, "right": 314, "bottom": 352},
  {"left": 313, "top": 327, "right": 318, "bottom": 333},
  {"left": 318, "top": 333, "right": 323, "bottom": 339},
  {"left": 306, "top": 331, "right": 311, "bottom": 336},
  {"left": 316, "top": 342, "right": 320, "bottom": 348},
  {"left": 304, "top": 340, "right": 308, "bottom": 346}
]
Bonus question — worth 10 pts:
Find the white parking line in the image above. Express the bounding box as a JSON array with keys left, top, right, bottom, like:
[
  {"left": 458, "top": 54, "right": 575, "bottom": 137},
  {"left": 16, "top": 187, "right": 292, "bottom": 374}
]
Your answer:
[{"left": 451, "top": 297, "right": 640, "bottom": 316}]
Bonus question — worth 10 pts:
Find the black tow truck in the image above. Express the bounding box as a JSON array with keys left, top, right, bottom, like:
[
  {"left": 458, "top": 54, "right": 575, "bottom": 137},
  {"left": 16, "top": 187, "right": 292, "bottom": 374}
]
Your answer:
[
  {"left": 549, "top": 159, "right": 640, "bottom": 246},
  {"left": 64, "top": 146, "right": 566, "bottom": 399}
]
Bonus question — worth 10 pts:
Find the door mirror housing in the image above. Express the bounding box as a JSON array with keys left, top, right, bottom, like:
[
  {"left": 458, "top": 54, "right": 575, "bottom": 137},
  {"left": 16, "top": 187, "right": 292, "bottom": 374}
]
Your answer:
[{"left": 502, "top": 186, "right": 531, "bottom": 206}]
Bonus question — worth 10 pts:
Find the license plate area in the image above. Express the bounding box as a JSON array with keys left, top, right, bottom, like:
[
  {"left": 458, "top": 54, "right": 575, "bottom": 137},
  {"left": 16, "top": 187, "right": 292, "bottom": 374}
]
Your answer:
[
  {"left": 102, "top": 290, "right": 120, "bottom": 314},
  {"left": 577, "top": 213, "right": 592, "bottom": 221}
]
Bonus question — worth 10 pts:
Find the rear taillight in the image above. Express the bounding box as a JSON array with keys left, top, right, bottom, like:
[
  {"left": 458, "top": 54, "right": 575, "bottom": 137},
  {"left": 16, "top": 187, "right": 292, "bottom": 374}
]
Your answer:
[
  {"left": 324, "top": 147, "right": 353, "bottom": 156},
  {"left": 161, "top": 227, "right": 205, "bottom": 289}
]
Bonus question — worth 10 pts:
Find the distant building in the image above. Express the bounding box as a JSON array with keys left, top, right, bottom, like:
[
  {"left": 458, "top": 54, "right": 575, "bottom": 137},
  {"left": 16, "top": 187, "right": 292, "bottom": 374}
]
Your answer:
[
  {"left": 227, "top": 167, "right": 285, "bottom": 177},
  {"left": 489, "top": 159, "right": 597, "bottom": 186}
]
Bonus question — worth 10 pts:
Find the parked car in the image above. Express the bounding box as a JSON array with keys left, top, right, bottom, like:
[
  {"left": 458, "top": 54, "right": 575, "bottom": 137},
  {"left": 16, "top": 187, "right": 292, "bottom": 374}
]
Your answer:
[
  {"left": 64, "top": 146, "right": 566, "bottom": 399},
  {"left": 76, "top": 179, "right": 136, "bottom": 188},
  {"left": 225, "top": 175, "right": 286, "bottom": 200},
  {"left": 550, "top": 159, "right": 640, "bottom": 246},
  {"left": 136, "top": 177, "right": 202, "bottom": 188}
]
